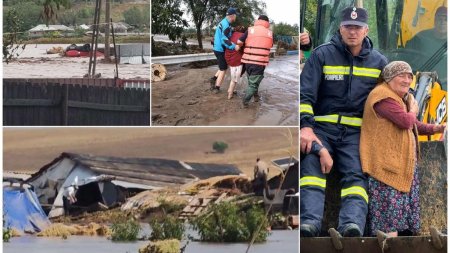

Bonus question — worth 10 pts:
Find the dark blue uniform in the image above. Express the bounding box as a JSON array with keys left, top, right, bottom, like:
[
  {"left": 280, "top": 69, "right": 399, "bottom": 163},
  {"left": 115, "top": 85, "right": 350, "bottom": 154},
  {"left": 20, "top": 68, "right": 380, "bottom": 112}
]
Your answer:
[{"left": 300, "top": 33, "right": 388, "bottom": 234}]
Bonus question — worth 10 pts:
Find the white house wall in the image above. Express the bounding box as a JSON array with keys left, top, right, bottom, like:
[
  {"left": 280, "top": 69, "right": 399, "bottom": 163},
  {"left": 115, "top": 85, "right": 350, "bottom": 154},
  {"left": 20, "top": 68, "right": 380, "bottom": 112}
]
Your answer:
[
  {"left": 31, "top": 158, "right": 76, "bottom": 205},
  {"left": 49, "top": 164, "right": 98, "bottom": 218}
]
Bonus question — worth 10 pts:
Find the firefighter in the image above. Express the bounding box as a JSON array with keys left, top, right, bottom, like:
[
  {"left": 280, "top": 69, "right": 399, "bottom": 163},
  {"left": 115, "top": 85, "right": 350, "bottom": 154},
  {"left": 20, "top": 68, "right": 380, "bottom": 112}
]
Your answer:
[
  {"left": 299, "top": 7, "right": 388, "bottom": 237},
  {"left": 237, "top": 15, "right": 273, "bottom": 108}
]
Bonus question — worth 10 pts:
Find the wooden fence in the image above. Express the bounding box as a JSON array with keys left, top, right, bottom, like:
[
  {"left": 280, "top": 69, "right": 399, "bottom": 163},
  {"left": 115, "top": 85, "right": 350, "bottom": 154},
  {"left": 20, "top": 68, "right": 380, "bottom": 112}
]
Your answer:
[
  {"left": 3, "top": 80, "right": 150, "bottom": 126},
  {"left": 4, "top": 78, "right": 150, "bottom": 89}
]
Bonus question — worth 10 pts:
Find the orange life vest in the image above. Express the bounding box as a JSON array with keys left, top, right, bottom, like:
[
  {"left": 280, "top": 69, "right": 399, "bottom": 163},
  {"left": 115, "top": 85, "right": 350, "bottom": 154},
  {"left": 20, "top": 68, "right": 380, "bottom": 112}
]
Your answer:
[{"left": 241, "top": 20, "right": 273, "bottom": 66}]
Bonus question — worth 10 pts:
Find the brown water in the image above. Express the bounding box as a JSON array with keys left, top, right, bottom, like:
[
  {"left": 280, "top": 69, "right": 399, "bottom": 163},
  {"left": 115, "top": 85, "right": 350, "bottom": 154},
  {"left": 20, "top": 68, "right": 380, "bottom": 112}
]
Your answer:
[
  {"left": 4, "top": 230, "right": 298, "bottom": 253},
  {"left": 3, "top": 44, "right": 149, "bottom": 78}
]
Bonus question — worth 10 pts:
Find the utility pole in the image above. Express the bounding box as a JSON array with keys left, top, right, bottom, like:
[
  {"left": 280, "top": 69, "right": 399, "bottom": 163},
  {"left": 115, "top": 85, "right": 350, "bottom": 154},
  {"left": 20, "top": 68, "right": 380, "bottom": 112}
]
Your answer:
[
  {"left": 105, "top": 0, "right": 111, "bottom": 62},
  {"left": 88, "top": 0, "right": 102, "bottom": 77}
]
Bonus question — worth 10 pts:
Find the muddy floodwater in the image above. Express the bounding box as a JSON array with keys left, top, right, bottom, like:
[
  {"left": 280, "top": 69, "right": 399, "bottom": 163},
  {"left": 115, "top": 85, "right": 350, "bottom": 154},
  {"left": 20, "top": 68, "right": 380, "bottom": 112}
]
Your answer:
[
  {"left": 3, "top": 44, "right": 150, "bottom": 79},
  {"left": 4, "top": 230, "right": 298, "bottom": 253}
]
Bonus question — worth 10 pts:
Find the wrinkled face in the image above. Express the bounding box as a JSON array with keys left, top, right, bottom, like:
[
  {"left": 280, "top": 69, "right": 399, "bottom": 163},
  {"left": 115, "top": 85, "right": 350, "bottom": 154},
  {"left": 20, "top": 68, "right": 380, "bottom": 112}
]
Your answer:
[
  {"left": 388, "top": 73, "right": 413, "bottom": 97},
  {"left": 435, "top": 14, "right": 447, "bottom": 37},
  {"left": 339, "top": 25, "right": 369, "bottom": 48}
]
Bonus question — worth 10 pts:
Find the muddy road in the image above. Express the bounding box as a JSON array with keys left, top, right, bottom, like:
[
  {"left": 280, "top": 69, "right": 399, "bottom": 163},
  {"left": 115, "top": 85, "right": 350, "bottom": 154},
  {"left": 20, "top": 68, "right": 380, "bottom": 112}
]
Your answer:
[{"left": 152, "top": 55, "right": 299, "bottom": 126}]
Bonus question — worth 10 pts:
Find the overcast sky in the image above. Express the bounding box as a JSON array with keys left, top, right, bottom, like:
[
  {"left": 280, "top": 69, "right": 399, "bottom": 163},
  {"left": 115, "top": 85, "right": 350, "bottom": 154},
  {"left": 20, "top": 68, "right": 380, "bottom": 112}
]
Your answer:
[{"left": 264, "top": 0, "right": 299, "bottom": 25}]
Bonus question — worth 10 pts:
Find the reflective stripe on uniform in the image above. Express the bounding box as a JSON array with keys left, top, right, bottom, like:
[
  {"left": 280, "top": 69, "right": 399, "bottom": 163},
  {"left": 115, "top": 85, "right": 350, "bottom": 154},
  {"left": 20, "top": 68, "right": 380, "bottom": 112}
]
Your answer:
[
  {"left": 353, "top": 66, "right": 382, "bottom": 78},
  {"left": 341, "top": 186, "right": 368, "bottom": 203},
  {"left": 300, "top": 103, "right": 314, "bottom": 114},
  {"left": 314, "top": 114, "right": 362, "bottom": 127},
  {"left": 300, "top": 176, "right": 326, "bottom": 188},
  {"left": 323, "top": 65, "right": 350, "bottom": 75},
  {"left": 323, "top": 65, "right": 381, "bottom": 78}
]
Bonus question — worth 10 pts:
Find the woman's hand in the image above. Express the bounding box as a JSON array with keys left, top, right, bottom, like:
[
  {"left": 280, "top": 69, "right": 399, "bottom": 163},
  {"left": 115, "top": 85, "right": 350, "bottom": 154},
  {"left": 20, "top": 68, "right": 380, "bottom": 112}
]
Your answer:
[
  {"left": 433, "top": 123, "right": 446, "bottom": 133},
  {"left": 407, "top": 94, "right": 419, "bottom": 116}
]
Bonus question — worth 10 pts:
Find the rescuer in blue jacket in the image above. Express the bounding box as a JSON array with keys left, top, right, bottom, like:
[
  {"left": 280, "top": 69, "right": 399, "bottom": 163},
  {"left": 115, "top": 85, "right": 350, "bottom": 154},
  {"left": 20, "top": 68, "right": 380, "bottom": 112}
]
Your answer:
[
  {"left": 300, "top": 7, "right": 388, "bottom": 237},
  {"left": 210, "top": 7, "right": 240, "bottom": 93}
]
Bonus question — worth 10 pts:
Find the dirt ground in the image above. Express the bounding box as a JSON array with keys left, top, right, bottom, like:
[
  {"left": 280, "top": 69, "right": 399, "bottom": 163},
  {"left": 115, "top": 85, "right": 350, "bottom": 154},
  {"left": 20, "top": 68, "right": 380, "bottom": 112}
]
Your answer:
[
  {"left": 3, "top": 44, "right": 149, "bottom": 78},
  {"left": 3, "top": 127, "right": 298, "bottom": 178},
  {"left": 152, "top": 55, "right": 299, "bottom": 126}
]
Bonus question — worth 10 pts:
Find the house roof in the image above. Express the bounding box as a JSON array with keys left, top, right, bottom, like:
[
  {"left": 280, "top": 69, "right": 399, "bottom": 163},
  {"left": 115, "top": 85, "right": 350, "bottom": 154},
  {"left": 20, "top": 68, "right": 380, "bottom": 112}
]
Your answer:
[
  {"left": 29, "top": 24, "right": 75, "bottom": 32},
  {"left": 27, "top": 152, "right": 242, "bottom": 189}
]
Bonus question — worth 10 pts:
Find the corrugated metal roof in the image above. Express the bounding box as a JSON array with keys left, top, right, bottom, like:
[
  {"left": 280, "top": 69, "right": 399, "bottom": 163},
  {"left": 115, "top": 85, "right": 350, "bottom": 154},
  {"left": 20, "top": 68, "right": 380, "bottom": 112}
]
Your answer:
[{"left": 27, "top": 153, "right": 242, "bottom": 189}]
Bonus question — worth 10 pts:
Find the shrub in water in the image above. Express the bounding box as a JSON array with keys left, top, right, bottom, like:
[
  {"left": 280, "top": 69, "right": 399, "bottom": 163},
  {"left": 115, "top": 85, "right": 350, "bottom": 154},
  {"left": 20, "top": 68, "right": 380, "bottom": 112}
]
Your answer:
[
  {"left": 150, "top": 216, "right": 184, "bottom": 240},
  {"left": 191, "top": 202, "right": 269, "bottom": 242},
  {"left": 111, "top": 218, "right": 140, "bottom": 241}
]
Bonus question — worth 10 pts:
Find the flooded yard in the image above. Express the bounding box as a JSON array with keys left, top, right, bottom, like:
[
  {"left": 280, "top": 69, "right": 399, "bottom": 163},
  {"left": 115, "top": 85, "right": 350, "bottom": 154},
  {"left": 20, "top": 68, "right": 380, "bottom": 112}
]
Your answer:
[
  {"left": 4, "top": 230, "right": 298, "bottom": 253},
  {"left": 3, "top": 44, "right": 149, "bottom": 79}
]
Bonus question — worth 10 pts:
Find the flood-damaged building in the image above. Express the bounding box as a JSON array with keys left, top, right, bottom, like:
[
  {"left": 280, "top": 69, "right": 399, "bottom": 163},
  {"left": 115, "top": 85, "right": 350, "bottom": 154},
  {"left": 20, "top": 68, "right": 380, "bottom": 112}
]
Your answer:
[
  {"left": 263, "top": 157, "right": 299, "bottom": 214},
  {"left": 26, "top": 152, "right": 242, "bottom": 218}
]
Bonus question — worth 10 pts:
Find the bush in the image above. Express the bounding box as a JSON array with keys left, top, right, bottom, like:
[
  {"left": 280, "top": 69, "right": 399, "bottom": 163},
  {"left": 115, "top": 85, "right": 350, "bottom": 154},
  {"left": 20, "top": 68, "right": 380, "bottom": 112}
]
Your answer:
[
  {"left": 191, "top": 202, "right": 269, "bottom": 242},
  {"left": 111, "top": 218, "right": 140, "bottom": 241},
  {"left": 150, "top": 216, "right": 184, "bottom": 240},
  {"left": 3, "top": 227, "right": 11, "bottom": 243},
  {"left": 212, "top": 141, "right": 228, "bottom": 153}
]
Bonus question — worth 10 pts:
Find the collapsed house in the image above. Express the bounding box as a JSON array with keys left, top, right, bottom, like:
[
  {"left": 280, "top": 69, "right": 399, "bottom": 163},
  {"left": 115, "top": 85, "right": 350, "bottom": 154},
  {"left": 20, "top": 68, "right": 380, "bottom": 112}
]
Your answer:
[
  {"left": 263, "top": 158, "right": 299, "bottom": 214},
  {"left": 3, "top": 180, "right": 51, "bottom": 234},
  {"left": 26, "top": 152, "right": 242, "bottom": 218}
]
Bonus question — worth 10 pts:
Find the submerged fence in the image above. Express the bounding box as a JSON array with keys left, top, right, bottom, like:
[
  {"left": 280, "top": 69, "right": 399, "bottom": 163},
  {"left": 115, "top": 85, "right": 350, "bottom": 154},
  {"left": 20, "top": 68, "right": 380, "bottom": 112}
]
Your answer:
[{"left": 3, "top": 79, "right": 150, "bottom": 126}]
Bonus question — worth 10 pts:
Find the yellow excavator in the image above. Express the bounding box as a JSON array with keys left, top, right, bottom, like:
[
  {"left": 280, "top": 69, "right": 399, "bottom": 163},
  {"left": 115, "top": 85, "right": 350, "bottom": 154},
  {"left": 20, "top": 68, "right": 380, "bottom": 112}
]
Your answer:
[
  {"left": 302, "top": 0, "right": 447, "bottom": 141},
  {"left": 300, "top": 0, "right": 448, "bottom": 251}
]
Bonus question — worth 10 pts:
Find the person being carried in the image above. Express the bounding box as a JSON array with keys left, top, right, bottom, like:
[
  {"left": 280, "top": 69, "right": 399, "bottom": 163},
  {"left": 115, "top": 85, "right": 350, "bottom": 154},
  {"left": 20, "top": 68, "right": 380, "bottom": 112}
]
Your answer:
[
  {"left": 225, "top": 25, "right": 247, "bottom": 99},
  {"left": 360, "top": 61, "right": 446, "bottom": 237}
]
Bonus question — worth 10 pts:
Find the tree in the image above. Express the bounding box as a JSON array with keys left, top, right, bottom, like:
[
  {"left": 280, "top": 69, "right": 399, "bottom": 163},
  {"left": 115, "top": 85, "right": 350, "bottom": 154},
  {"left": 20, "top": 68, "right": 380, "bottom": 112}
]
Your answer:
[
  {"left": 212, "top": 141, "right": 228, "bottom": 153},
  {"left": 206, "top": 0, "right": 266, "bottom": 28},
  {"left": 124, "top": 6, "right": 144, "bottom": 28},
  {"left": 3, "top": 8, "right": 26, "bottom": 64},
  {"left": 41, "top": 0, "right": 71, "bottom": 24},
  {"left": 184, "top": 0, "right": 266, "bottom": 49},
  {"left": 303, "top": 0, "right": 317, "bottom": 38},
  {"left": 152, "top": 0, "right": 187, "bottom": 41},
  {"left": 273, "top": 22, "right": 299, "bottom": 37},
  {"left": 3, "top": 1, "right": 41, "bottom": 32}
]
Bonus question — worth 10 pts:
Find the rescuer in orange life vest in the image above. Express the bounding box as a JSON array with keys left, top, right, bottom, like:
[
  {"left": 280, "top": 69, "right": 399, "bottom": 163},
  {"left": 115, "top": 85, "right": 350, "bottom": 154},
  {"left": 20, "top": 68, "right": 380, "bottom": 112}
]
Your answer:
[{"left": 237, "top": 15, "right": 273, "bottom": 108}]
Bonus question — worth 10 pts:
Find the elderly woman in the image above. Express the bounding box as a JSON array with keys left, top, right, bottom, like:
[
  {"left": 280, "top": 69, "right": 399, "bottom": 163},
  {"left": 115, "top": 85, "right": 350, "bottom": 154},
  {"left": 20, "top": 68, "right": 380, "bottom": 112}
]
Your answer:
[{"left": 360, "top": 61, "right": 445, "bottom": 237}]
